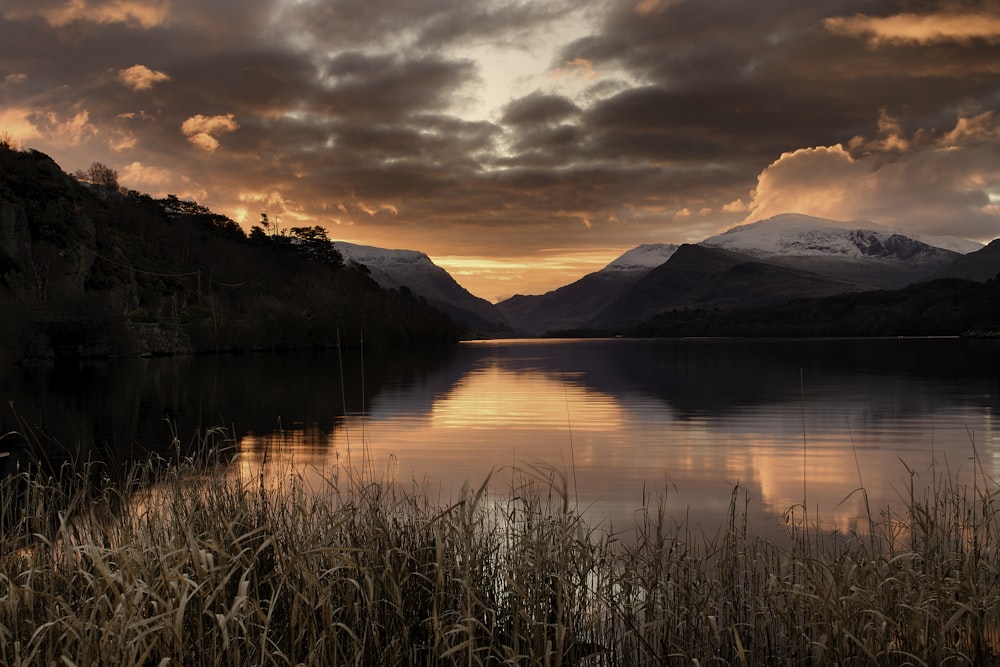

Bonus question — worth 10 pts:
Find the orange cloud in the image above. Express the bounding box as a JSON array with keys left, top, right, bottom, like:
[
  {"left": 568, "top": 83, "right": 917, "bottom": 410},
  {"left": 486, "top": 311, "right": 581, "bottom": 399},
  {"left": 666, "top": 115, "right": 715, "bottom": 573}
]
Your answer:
[
  {"left": 0, "top": 107, "right": 41, "bottom": 143},
  {"left": 744, "top": 114, "right": 1000, "bottom": 241},
  {"left": 826, "top": 11, "right": 1000, "bottom": 45},
  {"left": 722, "top": 198, "right": 748, "bottom": 213},
  {"left": 635, "top": 0, "right": 673, "bottom": 16},
  {"left": 118, "top": 64, "right": 170, "bottom": 91},
  {"left": 109, "top": 131, "right": 137, "bottom": 151},
  {"left": 6, "top": 0, "right": 169, "bottom": 28},
  {"left": 847, "top": 107, "right": 909, "bottom": 154},
  {"left": 552, "top": 58, "right": 599, "bottom": 80},
  {"left": 941, "top": 111, "right": 1000, "bottom": 146},
  {"left": 12, "top": 107, "right": 99, "bottom": 146},
  {"left": 180, "top": 114, "right": 239, "bottom": 152},
  {"left": 746, "top": 145, "right": 860, "bottom": 223},
  {"left": 121, "top": 161, "right": 177, "bottom": 192}
]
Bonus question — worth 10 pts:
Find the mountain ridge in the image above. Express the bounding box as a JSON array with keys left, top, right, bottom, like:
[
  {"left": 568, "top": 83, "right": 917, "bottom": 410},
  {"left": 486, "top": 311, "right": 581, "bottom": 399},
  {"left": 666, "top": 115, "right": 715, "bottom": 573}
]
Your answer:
[
  {"left": 491, "top": 213, "right": 988, "bottom": 336},
  {"left": 334, "top": 242, "right": 513, "bottom": 337},
  {"left": 587, "top": 243, "right": 875, "bottom": 332},
  {"left": 496, "top": 243, "right": 678, "bottom": 335}
]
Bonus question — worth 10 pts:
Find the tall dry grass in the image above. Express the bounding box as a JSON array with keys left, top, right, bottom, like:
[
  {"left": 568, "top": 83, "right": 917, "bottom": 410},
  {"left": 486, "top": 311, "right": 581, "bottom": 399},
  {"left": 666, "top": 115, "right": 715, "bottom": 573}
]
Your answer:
[{"left": 1, "top": 437, "right": 999, "bottom": 666}]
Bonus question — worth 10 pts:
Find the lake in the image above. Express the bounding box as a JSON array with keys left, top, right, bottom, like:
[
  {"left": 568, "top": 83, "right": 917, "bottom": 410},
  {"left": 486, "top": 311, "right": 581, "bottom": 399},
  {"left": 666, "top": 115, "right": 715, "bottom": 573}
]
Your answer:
[{"left": 2, "top": 337, "right": 998, "bottom": 541}]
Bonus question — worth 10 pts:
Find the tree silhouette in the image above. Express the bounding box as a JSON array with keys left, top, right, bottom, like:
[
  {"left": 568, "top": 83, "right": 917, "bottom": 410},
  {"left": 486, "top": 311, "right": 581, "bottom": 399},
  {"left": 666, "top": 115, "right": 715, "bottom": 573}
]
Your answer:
[
  {"left": 74, "top": 162, "right": 120, "bottom": 197},
  {"left": 289, "top": 225, "right": 343, "bottom": 267}
]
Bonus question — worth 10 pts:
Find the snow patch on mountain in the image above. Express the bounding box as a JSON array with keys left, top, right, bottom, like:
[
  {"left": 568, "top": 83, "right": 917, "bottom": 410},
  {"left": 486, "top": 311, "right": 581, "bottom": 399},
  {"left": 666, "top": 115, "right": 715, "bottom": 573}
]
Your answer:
[
  {"left": 604, "top": 243, "right": 679, "bottom": 272},
  {"left": 333, "top": 241, "right": 511, "bottom": 335},
  {"left": 701, "top": 213, "right": 981, "bottom": 258},
  {"left": 334, "top": 242, "right": 435, "bottom": 288}
]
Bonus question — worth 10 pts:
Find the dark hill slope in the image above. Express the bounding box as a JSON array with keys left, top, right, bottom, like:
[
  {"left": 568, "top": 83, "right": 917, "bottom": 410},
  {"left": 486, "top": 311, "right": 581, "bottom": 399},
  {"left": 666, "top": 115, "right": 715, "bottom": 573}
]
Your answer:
[
  {"left": 499, "top": 270, "right": 648, "bottom": 336},
  {"left": 631, "top": 277, "right": 1000, "bottom": 338},
  {"left": 496, "top": 244, "right": 677, "bottom": 336},
  {"left": 935, "top": 239, "right": 1000, "bottom": 282},
  {"left": 588, "top": 244, "right": 872, "bottom": 331},
  {"left": 0, "top": 146, "right": 461, "bottom": 361}
]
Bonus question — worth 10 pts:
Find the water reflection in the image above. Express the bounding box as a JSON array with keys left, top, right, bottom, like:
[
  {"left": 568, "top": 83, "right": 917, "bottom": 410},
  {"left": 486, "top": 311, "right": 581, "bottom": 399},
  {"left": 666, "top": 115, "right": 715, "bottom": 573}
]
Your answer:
[
  {"left": 232, "top": 338, "right": 999, "bottom": 541},
  {"left": 4, "top": 338, "right": 998, "bottom": 541}
]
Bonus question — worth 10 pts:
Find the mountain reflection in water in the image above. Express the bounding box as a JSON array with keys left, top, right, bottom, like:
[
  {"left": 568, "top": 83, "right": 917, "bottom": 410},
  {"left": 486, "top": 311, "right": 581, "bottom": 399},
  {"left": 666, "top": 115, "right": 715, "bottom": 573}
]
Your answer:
[{"left": 3, "top": 338, "right": 998, "bottom": 540}]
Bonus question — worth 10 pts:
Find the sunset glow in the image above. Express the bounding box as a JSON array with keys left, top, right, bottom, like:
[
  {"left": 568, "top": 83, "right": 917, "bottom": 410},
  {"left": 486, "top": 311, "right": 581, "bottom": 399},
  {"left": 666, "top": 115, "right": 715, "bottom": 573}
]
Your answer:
[{"left": 2, "top": 0, "right": 999, "bottom": 298}]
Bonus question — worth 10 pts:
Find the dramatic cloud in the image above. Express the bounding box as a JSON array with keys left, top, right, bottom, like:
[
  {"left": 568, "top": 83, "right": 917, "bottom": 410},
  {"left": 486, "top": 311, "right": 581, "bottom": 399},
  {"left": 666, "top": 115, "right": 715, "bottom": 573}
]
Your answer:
[
  {"left": 746, "top": 113, "right": 1000, "bottom": 239},
  {"left": 1, "top": 0, "right": 998, "bottom": 299}
]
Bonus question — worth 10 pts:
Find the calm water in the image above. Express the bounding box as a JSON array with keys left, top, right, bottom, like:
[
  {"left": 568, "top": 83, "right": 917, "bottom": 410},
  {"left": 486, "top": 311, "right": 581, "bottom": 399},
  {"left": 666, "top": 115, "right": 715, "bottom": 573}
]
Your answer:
[{"left": 2, "top": 338, "right": 998, "bottom": 539}]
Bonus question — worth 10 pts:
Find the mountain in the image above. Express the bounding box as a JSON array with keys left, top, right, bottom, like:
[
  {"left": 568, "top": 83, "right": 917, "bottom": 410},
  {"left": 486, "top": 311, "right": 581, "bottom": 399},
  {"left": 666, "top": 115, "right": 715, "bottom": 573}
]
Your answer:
[
  {"left": 934, "top": 239, "right": 1000, "bottom": 282},
  {"left": 333, "top": 242, "right": 512, "bottom": 337},
  {"left": 699, "top": 213, "right": 974, "bottom": 289},
  {"left": 496, "top": 243, "right": 677, "bottom": 336},
  {"left": 588, "top": 243, "right": 874, "bottom": 332},
  {"left": 496, "top": 214, "right": 981, "bottom": 337}
]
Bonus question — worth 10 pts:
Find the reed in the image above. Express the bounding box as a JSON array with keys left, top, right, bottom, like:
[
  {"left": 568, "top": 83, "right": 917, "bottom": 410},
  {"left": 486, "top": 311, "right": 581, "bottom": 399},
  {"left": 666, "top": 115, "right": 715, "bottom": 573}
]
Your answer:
[{"left": 1, "top": 440, "right": 999, "bottom": 666}]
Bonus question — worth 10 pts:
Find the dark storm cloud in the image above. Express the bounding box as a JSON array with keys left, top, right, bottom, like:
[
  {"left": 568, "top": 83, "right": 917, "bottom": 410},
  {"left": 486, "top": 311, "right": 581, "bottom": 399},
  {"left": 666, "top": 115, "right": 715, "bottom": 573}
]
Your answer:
[
  {"left": 280, "top": 0, "right": 580, "bottom": 51},
  {"left": 501, "top": 93, "right": 580, "bottom": 126},
  {"left": 558, "top": 0, "right": 1000, "bottom": 149},
  {"left": 315, "top": 52, "right": 477, "bottom": 121}
]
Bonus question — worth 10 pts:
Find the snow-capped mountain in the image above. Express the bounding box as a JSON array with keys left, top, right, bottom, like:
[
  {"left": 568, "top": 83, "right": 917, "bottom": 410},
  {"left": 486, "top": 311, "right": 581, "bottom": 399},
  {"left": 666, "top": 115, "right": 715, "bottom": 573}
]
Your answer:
[
  {"left": 589, "top": 242, "right": 876, "bottom": 331},
  {"left": 702, "top": 213, "right": 980, "bottom": 257},
  {"left": 497, "top": 244, "right": 677, "bottom": 335},
  {"left": 699, "top": 213, "right": 977, "bottom": 289},
  {"left": 604, "top": 243, "right": 680, "bottom": 272},
  {"left": 334, "top": 242, "right": 511, "bottom": 336}
]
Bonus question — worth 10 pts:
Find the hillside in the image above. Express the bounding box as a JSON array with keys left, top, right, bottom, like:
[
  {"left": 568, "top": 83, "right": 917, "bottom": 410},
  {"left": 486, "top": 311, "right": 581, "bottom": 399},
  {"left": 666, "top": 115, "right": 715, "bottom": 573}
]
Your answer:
[
  {"left": 630, "top": 277, "right": 1000, "bottom": 338},
  {"left": 497, "top": 243, "right": 677, "bottom": 335},
  {"left": 334, "top": 242, "right": 513, "bottom": 337},
  {"left": 934, "top": 239, "right": 1000, "bottom": 282},
  {"left": 585, "top": 243, "right": 873, "bottom": 332},
  {"left": 0, "top": 145, "right": 462, "bottom": 361}
]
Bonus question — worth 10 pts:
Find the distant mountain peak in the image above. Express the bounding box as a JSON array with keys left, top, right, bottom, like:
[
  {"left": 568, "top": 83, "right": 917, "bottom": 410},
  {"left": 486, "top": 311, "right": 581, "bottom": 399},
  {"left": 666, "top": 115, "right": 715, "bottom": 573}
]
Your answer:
[
  {"left": 705, "top": 213, "right": 981, "bottom": 258},
  {"left": 333, "top": 242, "right": 429, "bottom": 266},
  {"left": 496, "top": 243, "right": 678, "bottom": 335},
  {"left": 333, "top": 241, "right": 511, "bottom": 336}
]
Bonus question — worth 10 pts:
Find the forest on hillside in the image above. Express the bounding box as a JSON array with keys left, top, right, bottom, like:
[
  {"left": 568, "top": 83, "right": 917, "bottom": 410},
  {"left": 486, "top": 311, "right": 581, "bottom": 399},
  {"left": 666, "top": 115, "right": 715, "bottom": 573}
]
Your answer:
[
  {"left": 0, "top": 144, "right": 462, "bottom": 362},
  {"left": 626, "top": 277, "right": 1000, "bottom": 339}
]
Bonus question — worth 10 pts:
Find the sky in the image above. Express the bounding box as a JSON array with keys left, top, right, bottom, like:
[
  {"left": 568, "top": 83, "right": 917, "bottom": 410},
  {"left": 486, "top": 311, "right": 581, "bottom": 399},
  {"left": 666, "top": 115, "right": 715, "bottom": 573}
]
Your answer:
[{"left": 2, "top": 0, "right": 1000, "bottom": 302}]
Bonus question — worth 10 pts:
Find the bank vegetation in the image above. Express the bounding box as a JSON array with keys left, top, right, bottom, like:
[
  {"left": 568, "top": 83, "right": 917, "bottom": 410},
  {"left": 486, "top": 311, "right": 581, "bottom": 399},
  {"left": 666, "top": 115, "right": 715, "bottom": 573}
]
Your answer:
[{"left": 2, "top": 437, "right": 999, "bottom": 666}]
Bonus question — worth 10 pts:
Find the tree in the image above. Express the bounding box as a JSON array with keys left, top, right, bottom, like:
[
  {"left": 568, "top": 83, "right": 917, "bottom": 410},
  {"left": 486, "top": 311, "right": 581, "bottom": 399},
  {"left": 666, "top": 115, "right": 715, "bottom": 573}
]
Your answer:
[
  {"left": 289, "top": 226, "right": 343, "bottom": 267},
  {"left": 0, "top": 130, "right": 18, "bottom": 151},
  {"left": 259, "top": 212, "right": 284, "bottom": 238},
  {"left": 74, "top": 161, "right": 120, "bottom": 197}
]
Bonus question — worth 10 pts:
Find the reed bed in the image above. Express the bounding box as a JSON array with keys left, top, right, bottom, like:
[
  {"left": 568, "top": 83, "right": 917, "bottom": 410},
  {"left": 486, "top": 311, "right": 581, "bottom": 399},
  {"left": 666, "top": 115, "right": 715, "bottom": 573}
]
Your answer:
[{"left": 1, "top": 441, "right": 1000, "bottom": 666}]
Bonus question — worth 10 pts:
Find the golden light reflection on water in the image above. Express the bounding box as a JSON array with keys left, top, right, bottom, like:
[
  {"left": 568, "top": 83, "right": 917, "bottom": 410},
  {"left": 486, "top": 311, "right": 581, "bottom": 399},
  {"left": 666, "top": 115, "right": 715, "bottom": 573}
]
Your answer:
[
  {"left": 235, "top": 343, "right": 999, "bottom": 541},
  {"left": 430, "top": 366, "right": 626, "bottom": 432}
]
